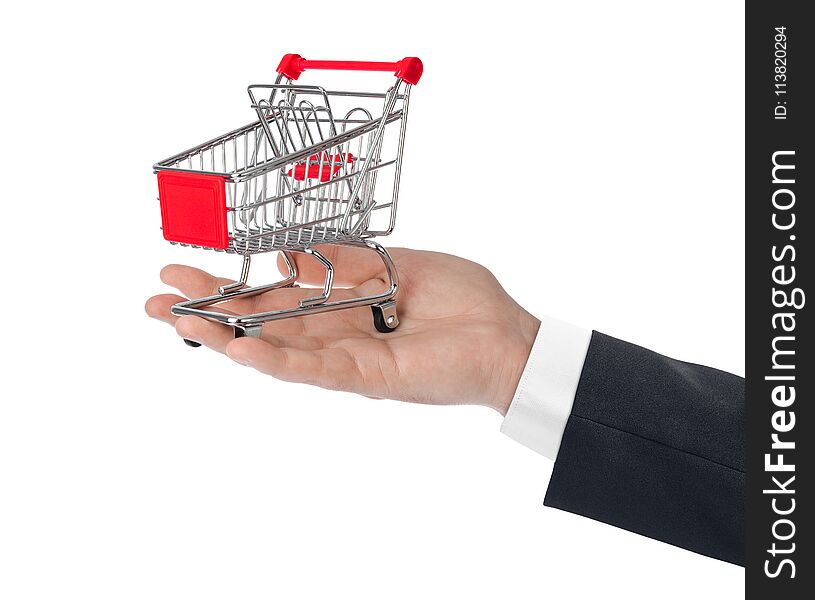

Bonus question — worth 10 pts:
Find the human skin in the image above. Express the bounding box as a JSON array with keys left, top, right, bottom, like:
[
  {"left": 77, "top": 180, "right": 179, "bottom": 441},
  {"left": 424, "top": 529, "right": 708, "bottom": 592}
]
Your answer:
[{"left": 145, "top": 245, "right": 540, "bottom": 415}]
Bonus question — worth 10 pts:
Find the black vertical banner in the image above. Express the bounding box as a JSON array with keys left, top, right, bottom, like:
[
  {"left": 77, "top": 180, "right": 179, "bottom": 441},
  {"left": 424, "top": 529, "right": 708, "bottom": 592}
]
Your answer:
[{"left": 746, "top": 2, "right": 813, "bottom": 598}]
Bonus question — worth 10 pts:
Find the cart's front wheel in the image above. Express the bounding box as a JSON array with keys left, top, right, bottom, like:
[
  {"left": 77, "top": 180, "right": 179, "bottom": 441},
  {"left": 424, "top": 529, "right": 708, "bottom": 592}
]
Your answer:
[
  {"left": 183, "top": 339, "right": 202, "bottom": 348},
  {"left": 372, "top": 301, "right": 399, "bottom": 333},
  {"left": 234, "top": 325, "right": 263, "bottom": 339}
]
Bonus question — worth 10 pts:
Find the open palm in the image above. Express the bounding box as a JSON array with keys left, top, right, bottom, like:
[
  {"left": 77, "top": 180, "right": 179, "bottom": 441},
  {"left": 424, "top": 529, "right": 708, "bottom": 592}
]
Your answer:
[{"left": 146, "top": 246, "right": 539, "bottom": 414}]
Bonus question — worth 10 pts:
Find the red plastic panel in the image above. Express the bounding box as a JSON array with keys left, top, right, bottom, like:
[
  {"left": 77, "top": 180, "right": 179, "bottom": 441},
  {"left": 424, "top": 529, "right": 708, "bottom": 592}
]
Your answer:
[
  {"left": 157, "top": 171, "right": 229, "bottom": 249},
  {"left": 286, "top": 153, "right": 355, "bottom": 182}
]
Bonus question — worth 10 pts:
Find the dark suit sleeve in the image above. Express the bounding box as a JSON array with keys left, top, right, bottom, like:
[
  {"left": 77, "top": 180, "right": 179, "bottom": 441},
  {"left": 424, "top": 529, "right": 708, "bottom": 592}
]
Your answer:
[{"left": 543, "top": 331, "right": 744, "bottom": 565}]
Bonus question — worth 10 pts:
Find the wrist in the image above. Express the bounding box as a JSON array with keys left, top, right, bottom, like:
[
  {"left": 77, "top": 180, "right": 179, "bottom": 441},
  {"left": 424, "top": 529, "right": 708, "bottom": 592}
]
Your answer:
[{"left": 489, "top": 310, "right": 540, "bottom": 416}]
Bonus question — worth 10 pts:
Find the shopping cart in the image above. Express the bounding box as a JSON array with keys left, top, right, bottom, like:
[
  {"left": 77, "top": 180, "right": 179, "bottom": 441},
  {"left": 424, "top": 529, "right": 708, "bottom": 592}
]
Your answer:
[{"left": 153, "top": 54, "right": 422, "bottom": 344}]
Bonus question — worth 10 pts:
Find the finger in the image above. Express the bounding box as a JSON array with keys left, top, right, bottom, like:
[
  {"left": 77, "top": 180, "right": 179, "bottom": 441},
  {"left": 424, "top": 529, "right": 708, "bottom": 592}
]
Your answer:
[
  {"left": 151, "top": 294, "right": 326, "bottom": 351},
  {"left": 174, "top": 315, "right": 236, "bottom": 353},
  {"left": 225, "top": 337, "right": 364, "bottom": 393},
  {"left": 145, "top": 294, "right": 186, "bottom": 325},
  {"left": 276, "top": 245, "right": 404, "bottom": 287},
  {"left": 160, "top": 264, "right": 235, "bottom": 299},
  {"left": 262, "top": 332, "right": 326, "bottom": 351}
]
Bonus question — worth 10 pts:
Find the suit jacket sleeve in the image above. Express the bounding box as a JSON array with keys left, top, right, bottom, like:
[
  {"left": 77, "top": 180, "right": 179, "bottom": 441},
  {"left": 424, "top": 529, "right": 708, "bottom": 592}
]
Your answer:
[{"left": 543, "top": 331, "right": 745, "bottom": 565}]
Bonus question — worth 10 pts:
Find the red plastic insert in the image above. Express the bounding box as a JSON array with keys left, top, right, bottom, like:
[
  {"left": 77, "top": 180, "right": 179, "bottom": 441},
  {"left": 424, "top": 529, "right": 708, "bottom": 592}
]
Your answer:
[
  {"left": 157, "top": 171, "right": 229, "bottom": 249},
  {"left": 287, "top": 153, "right": 355, "bottom": 182}
]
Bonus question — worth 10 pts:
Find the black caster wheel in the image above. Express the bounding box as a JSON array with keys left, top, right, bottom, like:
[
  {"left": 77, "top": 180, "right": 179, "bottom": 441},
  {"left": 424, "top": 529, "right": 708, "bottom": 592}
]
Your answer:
[
  {"left": 371, "top": 300, "right": 399, "bottom": 333},
  {"left": 234, "top": 325, "right": 263, "bottom": 339},
  {"left": 183, "top": 339, "right": 202, "bottom": 348}
]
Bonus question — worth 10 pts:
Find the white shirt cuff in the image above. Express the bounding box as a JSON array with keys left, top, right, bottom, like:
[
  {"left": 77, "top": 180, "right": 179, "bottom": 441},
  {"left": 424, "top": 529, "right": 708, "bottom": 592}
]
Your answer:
[{"left": 500, "top": 317, "right": 592, "bottom": 460}]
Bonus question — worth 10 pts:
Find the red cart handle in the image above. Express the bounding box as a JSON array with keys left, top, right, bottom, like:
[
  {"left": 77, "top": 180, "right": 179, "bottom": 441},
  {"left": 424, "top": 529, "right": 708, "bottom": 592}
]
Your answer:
[{"left": 276, "top": 54, "right": 423, "bottom": 85}]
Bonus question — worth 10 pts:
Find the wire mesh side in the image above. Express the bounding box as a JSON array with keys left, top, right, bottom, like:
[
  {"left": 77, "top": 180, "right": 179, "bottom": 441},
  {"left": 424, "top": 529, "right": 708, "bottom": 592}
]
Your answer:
[
  {"left": 154, "top": 82, "right": 411, "bottom": 253},
  {"left": 226, "top": 115, "right": 405, "bottom": 252}
]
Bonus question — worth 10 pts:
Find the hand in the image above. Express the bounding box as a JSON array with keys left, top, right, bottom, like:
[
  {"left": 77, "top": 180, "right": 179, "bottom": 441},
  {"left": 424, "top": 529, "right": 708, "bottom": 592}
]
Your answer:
[{"left": 145, "top": 246, "right": 540, "bottom": 415}]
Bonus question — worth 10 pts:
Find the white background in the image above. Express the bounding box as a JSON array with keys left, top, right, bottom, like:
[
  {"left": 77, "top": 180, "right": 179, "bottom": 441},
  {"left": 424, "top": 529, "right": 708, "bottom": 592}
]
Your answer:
[{"left": 0, "top": 1, "right": 744, "bottom": 598}]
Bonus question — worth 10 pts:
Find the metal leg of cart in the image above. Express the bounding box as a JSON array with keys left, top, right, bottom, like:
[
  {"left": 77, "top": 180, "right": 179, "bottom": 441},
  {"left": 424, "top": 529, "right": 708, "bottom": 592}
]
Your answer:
[
  {"left": 363, "top": 240, "right": 400, "bottom": 333},
  {"left": 178, "top": 251, "right": 298, "bottom": 347},
  {"left": 218, "top": 253, "right": 254, "bottom": 295},
  {"left": 172, "top": 240, "right": 400, "bottom": 341},
  {"left": 298, "top": 247, "right": 334, "bottom": 308}
]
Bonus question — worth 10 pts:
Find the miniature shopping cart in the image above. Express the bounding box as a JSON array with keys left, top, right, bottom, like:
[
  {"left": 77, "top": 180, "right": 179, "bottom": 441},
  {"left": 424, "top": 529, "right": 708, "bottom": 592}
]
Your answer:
[{"left": 153, "top": 54, "right": 422, "bottom": 344}]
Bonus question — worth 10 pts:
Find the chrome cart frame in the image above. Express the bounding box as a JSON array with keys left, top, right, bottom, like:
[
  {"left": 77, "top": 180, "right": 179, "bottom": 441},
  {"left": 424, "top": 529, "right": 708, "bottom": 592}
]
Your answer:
[{"left": 152, "top": 54, "right": 422, "bottom": 342}]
